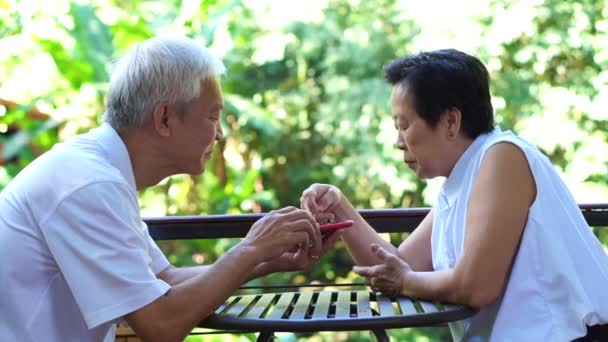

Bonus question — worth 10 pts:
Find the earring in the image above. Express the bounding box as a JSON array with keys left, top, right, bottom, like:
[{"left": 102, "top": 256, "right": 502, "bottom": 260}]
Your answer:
[{"left": 448, "top": 131, "right": 455, "bottom": 138}]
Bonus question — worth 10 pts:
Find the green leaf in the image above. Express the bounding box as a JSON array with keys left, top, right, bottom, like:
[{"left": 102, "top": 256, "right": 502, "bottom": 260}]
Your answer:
[
  {"left": 66, "top": 2, "right": 114, "bottom": 83},
  {"left": 2, "top": 119, "right": 62, "bottom": 161}
]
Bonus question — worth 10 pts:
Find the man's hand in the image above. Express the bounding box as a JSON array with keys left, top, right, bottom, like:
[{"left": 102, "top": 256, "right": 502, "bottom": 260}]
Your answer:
[
  {"left": 352, "top": 244, "right": 413, "bottom": 297},
  {"left": 243, "top": 206, "right": 322, "bottom": 263},
  {"left": 251, "top": 230, "right": 343, "bottom": 277}
]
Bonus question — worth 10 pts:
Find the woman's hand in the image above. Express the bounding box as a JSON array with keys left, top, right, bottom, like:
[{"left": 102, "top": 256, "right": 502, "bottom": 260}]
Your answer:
[
  {"left": 300, "top": 183, "right": 346, "bottom": 222},
  {"left": 352, "top": 244, "right": 413, "bottom": 297}
]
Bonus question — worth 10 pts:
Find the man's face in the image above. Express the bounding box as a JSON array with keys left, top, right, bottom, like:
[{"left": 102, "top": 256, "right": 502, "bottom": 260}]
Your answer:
[
  {"left": 171, "top": 77, "right": 224, "bottom": 174},
  {"left": 391, "top": 83, "right": 446, "bottom": 179}
]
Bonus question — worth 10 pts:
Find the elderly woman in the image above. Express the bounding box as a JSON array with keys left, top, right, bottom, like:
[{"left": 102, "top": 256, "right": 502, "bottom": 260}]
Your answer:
[{"left": 301, "top": 49, "right": 608, "bottom": 341}]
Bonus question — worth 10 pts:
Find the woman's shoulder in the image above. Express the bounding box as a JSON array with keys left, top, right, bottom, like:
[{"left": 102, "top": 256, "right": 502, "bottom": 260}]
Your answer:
[{"left": 478, "top": 128, "right": 543, "bottom": 162}]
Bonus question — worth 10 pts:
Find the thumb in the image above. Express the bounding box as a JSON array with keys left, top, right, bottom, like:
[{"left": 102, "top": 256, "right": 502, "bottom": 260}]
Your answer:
[
  {"left": 318, "top": 187, "right": 340, "bottom": 211},
  {"left": 371, "top": 244, "right": 393, "bottom": 262},
  {"left": 353, "top": 265, "right": 374, "bottom": 277},
  {"left": 318, "top": 197, "right": 332, "bottom": 212}
]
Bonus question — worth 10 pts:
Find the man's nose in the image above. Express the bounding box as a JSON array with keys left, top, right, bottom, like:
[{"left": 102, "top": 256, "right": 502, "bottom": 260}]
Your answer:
[{"left": 215, "top": 123, "right": 224, "bottom": 140}]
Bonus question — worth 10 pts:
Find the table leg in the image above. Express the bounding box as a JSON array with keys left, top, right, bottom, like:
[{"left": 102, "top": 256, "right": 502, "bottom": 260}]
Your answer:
[
  {"left": 257, "top": 331, "right": 275, "bottom": 342},
  {"left": 371, "top": 329, "right": 390, "bottom": 342}
]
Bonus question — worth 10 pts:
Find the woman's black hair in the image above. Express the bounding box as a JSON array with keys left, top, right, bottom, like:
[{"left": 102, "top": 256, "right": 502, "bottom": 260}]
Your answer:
[{"left": 383, "top": 49, "right": 494, "bottom": 138}]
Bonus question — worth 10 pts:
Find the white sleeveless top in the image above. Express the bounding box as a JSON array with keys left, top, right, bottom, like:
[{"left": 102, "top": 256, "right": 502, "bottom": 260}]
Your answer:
[{"left": 431, "top": 127, "right": 608, "bottom": 341}]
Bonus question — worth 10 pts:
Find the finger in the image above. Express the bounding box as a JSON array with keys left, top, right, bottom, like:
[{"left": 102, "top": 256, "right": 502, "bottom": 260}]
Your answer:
[
  {"left": 287, "top": 244, "right": 300, "bottom": 253},
  {"left": 302, "top": 184, "right": 332, "bottom": 211},
  {"left": 274, "top": 206, "right": 299, "bottom": 214},
  {"left": 300, "top": 194, "right": 317, "bottom": 213},
  {"left": 352, "top": 265, "right": 375, "bottom": 277},
  {"left": 309, "top": 223, "right": 323, "bottom": 258},
  {"left": 371, "top": 244, "right": 395, "bottom": 262},
  {"left": 321, "top": 230, "right": 342, "bottom": 251},
  {"left": 379, "top": 286, "right": 398, "bottom": 297},
  {"left": 315, "top": 212, "right": 335, "bottom": 224},
  {"left": 300, "top": 186, "right": 324, "bottom": 213},
  {"left": 296, "top": 209, "right": 323, "bottom": 256},
  {"left": 293, "top": 248, "right": 305, "bottom": 263},
  {"left": 281, "top": 208, "right": 320, "bottom": 224},
  {"left": 286, "top": 231, "right": 309, "bottom": 252},
  {"left": 373, "top": 278, "right": 395, "bottom": 287},
  {"left": 317, "top": 187, "right": 340, "bottom": 212},
  {"left": 284, "top": 215, "right": 321, "bottom": 257}
]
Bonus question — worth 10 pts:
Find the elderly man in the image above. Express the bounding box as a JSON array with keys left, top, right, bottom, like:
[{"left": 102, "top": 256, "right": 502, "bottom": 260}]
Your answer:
[{"left": 0, "top": 35, "right": 329, "bottom": 341}]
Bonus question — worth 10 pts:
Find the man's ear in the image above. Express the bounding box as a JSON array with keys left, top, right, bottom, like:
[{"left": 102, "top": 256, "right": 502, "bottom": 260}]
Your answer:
[
  {"left": 152, "top": 102, "right": 171, "bottom": 137},
  {"left": 443, "top": 107, "right": 462, "bottom": 140}
]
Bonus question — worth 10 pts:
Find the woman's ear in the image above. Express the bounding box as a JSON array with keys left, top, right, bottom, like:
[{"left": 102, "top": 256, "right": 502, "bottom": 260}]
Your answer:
[{"left": 444, "top": 107, "right": 462, "bottom": 140}]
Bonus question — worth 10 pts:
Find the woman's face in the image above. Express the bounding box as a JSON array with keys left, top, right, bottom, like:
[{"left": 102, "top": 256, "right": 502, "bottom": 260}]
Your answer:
[{"left": 391, "top": 83, "right": 454, "bottom": 179}]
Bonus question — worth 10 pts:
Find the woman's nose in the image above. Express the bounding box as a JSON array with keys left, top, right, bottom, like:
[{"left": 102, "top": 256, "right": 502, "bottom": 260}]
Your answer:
[{"left": 395, "top": 136, "right": 406, "bottom": 150}]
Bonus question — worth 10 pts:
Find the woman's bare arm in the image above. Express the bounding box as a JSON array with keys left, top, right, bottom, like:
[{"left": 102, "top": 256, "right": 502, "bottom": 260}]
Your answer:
[
  {"left": 385, "top": 142, "right": 536, "bottom": 307},
  {"left": 397, "top": 210, "right": 434, "bottom": 272}
]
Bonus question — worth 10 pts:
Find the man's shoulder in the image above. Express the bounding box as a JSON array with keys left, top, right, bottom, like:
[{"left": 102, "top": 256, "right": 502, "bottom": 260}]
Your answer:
[
  {"left": 4, "top": 135, "right": 129, "bottom": 213},
  {"left": 33, "top": 136, "right": 124, "bottom": 184}
]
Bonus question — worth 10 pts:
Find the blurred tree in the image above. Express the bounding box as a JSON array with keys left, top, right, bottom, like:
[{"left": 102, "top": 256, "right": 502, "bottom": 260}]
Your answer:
[
  {"left": 480, "top": 0, "right": 608, "bottom": 200},
  {"left": 1, "top": 0, "right": 607, "bottom": 340}
]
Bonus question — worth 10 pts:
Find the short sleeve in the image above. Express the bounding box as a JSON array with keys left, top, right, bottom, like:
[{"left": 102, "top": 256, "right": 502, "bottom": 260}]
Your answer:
[
  {"left": 142, "top": 222, "right": 171, "bottom": 274},
  {"left": 40, "top": 181, "right": 171, "bottom": 329}
]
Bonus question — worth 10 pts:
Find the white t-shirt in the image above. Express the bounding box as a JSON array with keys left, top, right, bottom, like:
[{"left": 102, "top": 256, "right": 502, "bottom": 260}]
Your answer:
[
  {"left": 0, "top": 123, "right": 171, "bottom": 341},
  {"left": 432, "top": 127, "right": 608, "bottom": 341}
]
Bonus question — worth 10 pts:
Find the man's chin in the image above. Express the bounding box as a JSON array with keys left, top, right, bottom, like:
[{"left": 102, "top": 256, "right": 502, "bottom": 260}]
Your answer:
[{"left": 179, "top": 163, "right": 206, "bottom": 176}]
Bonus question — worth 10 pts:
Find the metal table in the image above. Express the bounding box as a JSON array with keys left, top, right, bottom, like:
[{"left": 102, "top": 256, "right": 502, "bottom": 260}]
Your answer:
[{"left": 200, "top": 290, "right": 475, "bottom": 341}]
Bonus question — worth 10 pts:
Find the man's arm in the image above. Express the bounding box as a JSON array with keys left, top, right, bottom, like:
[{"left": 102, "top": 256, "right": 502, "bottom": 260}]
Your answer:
[
  {"left": 157, "top": 260, "right": 282, "bottom": 286},
  {"left": 157, "top": 265, "right": 211, "bottom": 286},
  {"left": 127, "top": 207, "right": 322, "bottom": 342},
  {"left": 126, "top": 242, "right": 260, "bottom": 342}
]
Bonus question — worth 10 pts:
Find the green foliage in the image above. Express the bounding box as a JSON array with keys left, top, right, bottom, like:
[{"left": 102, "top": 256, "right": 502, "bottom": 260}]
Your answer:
[{"left": 2, "top": 0, "right": 608, "bottom": 340}]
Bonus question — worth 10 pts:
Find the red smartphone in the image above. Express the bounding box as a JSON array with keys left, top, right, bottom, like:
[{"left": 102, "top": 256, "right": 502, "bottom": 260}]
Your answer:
[{"left": 319, "top": 220, "right": 354, "bottom": 234}]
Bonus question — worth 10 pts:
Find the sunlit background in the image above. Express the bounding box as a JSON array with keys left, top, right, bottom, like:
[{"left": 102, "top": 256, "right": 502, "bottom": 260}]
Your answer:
[{"left": 2, "top": 0, "right": 608, "bottom": 340}]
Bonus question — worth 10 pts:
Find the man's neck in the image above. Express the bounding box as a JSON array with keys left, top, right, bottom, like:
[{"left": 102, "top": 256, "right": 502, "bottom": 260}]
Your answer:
[{"left": 118, "top": 128, "right": 172, "bottom": 190}]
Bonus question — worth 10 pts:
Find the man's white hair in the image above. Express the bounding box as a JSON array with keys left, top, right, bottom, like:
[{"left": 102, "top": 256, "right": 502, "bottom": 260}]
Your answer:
[{"left": 103, "top": 35, "right": 226, "bottom": 131}]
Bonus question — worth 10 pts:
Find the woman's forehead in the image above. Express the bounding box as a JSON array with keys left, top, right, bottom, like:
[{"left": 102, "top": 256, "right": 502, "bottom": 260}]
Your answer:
[{"left": 391, "top": 84, "right": 414, "bottom": 119}]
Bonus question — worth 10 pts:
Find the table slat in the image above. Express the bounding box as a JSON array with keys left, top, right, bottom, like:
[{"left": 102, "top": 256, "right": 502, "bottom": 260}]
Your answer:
[
  {"left": 289, "top": 291, "right": 314, "bottom": 319},
  {"left": 312, "top": 291, "right": 333, "bottom": 319},
  {"left": 419, "top": 301, "right": 440, "bottom": 314},
  {"left": 335, "top": 291, "right": 351, "bottom": 318},
  {"left": 397, "top": 297, "right": 417, "bottom": 316},
  {"left": 376, "top": 293, "right": 396, "bottom": 317},
  {"left": 356, "top": 291, "right": 372, "bottom": 318},
  {"left": 225, "top": 295, "right": 256, "bottom": 317},
  {"left": 266, "top": 292, "right": 295, "bottom": 319},
  {"left": 203, "top": 290, "right": 476, "bottom": 333},
  {"left": 215, "top": 296, "right": 236, "bottom": 314},
  {"left": 244, "top": 293, "right": 276, "bottom": 319}
]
